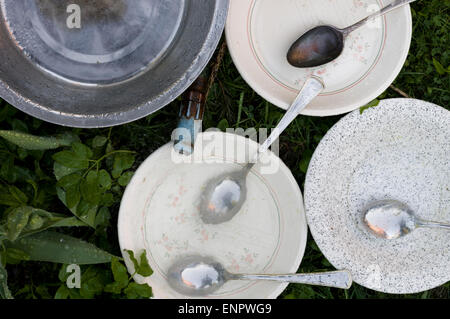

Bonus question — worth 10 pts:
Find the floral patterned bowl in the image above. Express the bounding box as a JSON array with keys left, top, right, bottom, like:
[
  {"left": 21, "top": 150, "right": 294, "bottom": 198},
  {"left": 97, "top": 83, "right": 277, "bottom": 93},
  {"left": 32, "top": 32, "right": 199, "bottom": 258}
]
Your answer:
[
  {"left": 226, "top": 0, "right": 412, "bottom": 116},
  {"left": 118, "top": 132, "right": 308, "bottom": 298}
]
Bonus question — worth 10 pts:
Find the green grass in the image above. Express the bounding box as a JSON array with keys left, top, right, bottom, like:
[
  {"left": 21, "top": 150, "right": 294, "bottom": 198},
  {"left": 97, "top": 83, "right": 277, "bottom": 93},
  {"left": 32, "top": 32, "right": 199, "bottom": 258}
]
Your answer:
[{"left": 0, "top": 0, "right": 449, "bottom": 299}]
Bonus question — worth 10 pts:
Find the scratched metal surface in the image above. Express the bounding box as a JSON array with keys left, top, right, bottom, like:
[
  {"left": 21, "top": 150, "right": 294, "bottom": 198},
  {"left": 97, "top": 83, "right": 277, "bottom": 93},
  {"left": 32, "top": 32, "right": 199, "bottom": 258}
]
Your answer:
[{"left": 0, "top": 0, "right": 229, "bottom": 128}]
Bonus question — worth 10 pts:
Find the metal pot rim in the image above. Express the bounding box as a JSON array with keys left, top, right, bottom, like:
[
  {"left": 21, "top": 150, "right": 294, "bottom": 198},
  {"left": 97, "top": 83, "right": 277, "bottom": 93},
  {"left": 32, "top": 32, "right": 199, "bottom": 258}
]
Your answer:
[{"left": 0, "top": 0, "right": 229, "bottom": 128}]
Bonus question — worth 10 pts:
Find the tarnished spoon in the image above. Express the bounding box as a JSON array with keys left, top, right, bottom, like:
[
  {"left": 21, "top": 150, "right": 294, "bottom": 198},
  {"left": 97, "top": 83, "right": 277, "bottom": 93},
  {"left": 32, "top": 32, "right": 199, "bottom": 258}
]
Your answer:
[
  {"left": 167, "top": 255, "right": 352, "bottom": 296},
  {"left": 199, "top": 76, "right": 324, "bottom": 224},
  {"left": 287, "top": 0, "right": 416, "bottom": 68},
  {"left": 364, "top": 199, "right": 450, "bottom": 240}
]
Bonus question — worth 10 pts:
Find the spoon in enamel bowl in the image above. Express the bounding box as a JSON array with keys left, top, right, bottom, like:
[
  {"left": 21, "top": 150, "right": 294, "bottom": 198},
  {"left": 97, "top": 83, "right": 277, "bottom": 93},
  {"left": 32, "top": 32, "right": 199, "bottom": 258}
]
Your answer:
[{"left": 363, "top": 200, "right": 450, "bottom": 240}]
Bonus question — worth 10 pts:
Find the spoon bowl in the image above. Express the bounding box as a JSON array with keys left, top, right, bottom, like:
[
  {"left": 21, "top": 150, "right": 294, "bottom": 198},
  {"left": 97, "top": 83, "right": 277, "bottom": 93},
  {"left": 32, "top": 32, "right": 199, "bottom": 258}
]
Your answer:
[
  {"left": 199, "top": 170, "right": 248, "bottom": 224},
  {"left": 363, "top": 199, "right": 450, "bottom": 240},
  {"left": 167, "top": 256, "right": 226, "bottom": 297},
  {"left": 287, "top": 26, "right": 344, "bottom": 68}
]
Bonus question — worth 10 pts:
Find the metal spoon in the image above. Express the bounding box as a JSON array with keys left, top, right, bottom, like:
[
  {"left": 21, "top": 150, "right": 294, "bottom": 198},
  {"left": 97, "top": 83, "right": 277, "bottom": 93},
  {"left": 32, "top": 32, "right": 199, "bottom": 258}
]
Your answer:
[
  {"left": 363, "top": 199, "right": 450, "bottom": 240},
  {"left": 199, "top": 76, "right": 324, "bottom": 224},
  {"left": 167, "top": 255, "right": 352, "bottom": 296},
  {"left": 287, "top": 0, "right": 416, "bottom": 68}
]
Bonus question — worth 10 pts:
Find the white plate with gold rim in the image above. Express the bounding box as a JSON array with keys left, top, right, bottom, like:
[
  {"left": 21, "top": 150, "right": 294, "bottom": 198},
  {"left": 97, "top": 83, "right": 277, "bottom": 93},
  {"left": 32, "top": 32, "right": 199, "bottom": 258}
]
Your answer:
[
  {"left": 225, "top": 0, "right": 412, "bottom": 116},
  {"left": 118, "top": 132, "right": 307, "bottom": 298}
]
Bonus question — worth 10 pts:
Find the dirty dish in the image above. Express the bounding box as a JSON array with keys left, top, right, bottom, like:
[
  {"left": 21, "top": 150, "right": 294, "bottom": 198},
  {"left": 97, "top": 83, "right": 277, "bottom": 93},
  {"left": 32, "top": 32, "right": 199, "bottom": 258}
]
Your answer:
[
  {"left": 304, "top": 98, "right": 450, "bottom": 294},
  {"left": 118, "top": 131, "right": 308, "bottom": 298}
]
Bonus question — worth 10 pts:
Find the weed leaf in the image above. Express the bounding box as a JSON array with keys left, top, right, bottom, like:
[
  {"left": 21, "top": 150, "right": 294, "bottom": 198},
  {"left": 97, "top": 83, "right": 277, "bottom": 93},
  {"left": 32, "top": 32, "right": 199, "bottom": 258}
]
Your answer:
[
  {"left": 112, "top": 153, "right": 135, "bottom": 178},
  {"left": 5, "top": 231, "right": 114, "bottom": 264},
  {"left": 0, "top": 130, "right": 72, "bottom": 150}
]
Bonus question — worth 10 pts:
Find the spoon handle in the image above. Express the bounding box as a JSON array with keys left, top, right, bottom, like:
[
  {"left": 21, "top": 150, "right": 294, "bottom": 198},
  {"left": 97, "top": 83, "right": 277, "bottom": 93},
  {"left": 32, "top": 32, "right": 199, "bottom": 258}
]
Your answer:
[
  {"left": 342, "top": 0, "right": 416, "bottom": 37},
  {"left": 236, "top": 270, "right": 352, "bottom": 290},
  {"left": 417, "top": 220, "right": 450, "bottom": 231},
  {"left": 257, "top": 76, "right": 324, "bottom": 155}
]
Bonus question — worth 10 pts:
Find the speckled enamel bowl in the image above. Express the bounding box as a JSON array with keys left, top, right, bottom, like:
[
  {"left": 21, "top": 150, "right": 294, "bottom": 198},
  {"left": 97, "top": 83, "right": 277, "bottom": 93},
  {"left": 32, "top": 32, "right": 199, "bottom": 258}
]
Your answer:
[{"left": 304, "top": 99, "right": 450, "bottom": 294}]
